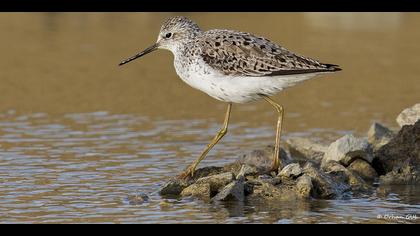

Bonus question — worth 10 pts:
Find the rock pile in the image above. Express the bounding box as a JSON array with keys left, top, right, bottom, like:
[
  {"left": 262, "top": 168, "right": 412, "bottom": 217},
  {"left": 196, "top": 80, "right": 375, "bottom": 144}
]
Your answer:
[{"left": 157, "top": 103, "right": 420, "bottom": 203}]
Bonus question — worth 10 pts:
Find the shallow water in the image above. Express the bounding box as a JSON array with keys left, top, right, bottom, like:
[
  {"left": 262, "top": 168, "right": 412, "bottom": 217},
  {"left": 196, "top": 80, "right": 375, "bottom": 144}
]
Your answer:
[{"left": 0, "top": 13, "right": 419, "bottom": 223}]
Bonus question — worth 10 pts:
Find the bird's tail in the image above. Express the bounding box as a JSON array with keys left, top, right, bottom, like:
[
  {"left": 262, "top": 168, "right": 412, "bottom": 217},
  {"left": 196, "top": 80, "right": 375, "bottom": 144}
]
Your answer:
[{"left": 323, "top": 64, "right": 342, "bottom": 72}]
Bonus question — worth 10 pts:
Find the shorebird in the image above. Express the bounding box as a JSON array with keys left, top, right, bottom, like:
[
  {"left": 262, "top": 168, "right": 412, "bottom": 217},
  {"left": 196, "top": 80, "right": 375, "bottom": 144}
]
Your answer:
[{"left": 119, "top": 16, "right": 341, "bottom": 179}]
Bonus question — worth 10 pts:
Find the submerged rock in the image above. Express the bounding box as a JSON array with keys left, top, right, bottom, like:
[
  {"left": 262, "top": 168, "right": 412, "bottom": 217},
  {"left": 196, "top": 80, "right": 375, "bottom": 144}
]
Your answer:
[
  {"left": 322, "top": 134, "right": 372, "bottom": 166},
  {"left": 285, "top": 137, "right": 327, "bottom": 163},
  {"left": 396, "top": 103, "right": 420, "bottom": 127},
  {"left": 372, "top": 119, "right": 420, "bottom": 183},
  {"left": 127, "top": 193, "right": 149, "bottom": 205},
  {"left": 347, "top": 159, "right": 378, "bottom": 181},
  {"left": 367, "top": 122, "right": 395, "bottom": 151}
]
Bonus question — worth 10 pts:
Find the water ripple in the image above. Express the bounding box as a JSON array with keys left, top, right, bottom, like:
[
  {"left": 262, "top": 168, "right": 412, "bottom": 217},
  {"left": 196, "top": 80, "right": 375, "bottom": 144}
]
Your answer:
[{"left": 0, "top": 111, "right": 418, "bottom": 223}]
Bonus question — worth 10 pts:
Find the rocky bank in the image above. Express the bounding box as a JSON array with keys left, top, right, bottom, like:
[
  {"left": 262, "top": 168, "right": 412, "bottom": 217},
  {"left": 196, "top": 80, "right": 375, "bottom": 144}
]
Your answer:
[{"left": 158, "top": 103, "right": 420, "bottom": 203}]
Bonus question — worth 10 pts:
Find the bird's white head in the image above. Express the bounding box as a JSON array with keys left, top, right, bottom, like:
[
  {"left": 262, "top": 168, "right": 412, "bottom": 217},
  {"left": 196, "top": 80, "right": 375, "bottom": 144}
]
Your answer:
[{"left": 119, "top": 16, "right": 201, "bottom": 66}]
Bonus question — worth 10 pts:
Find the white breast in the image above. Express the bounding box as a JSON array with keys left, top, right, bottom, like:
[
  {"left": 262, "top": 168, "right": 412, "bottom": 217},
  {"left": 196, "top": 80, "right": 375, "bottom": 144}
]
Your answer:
[{"left": 174, "top": 56, "right": 320, "bottom": 104}]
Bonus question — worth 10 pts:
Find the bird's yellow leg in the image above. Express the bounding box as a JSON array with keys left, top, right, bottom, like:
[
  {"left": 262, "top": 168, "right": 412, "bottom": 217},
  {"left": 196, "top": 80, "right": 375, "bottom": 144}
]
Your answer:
[
  {"left": 178, "top": 103, "right": 232, "bottom": 179},
  {"left": 262, "top": 95, "right": 284, "bottom": 172}
]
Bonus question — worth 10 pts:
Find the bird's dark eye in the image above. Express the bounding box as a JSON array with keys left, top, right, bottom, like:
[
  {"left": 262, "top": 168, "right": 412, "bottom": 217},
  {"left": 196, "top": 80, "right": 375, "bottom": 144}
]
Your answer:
[{"left": 165, "top": 33, "right": 172, "bottom": 38}]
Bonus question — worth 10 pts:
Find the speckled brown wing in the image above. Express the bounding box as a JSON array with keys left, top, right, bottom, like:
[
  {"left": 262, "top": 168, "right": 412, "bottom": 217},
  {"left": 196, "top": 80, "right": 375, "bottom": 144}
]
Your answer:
[{"left": 198, "top": 29, "right": 341, "bottom": 77}]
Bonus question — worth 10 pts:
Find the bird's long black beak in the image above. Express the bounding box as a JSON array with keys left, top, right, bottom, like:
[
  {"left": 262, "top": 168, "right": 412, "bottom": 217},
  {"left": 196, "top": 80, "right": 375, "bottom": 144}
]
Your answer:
[{"left": 118, "top": 43, "right": 158, "bottom": 66}]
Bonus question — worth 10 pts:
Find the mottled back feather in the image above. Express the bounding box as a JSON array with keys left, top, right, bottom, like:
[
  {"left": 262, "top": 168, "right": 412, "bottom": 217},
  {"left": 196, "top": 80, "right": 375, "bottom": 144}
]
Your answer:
[{"left": 194, "top": 29, "right": 341, "bottom": 77}]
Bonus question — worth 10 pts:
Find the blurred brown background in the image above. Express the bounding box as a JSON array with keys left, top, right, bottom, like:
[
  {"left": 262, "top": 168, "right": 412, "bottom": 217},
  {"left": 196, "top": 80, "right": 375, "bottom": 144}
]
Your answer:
[{"left": 0, "top": 13, "right": 419, "bottom": 133}]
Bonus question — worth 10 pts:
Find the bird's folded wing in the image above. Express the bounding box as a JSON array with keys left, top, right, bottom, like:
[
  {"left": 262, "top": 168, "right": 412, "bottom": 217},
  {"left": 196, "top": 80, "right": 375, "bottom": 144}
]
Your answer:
[{"left": 197, "top": 29, "right": 340, "bottom": 77}]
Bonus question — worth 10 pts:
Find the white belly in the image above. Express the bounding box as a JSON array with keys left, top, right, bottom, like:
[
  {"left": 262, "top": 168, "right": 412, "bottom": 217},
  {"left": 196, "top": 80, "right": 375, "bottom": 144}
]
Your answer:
[{"left": 174, "top": 59, "right": 320, "bottom": 104}]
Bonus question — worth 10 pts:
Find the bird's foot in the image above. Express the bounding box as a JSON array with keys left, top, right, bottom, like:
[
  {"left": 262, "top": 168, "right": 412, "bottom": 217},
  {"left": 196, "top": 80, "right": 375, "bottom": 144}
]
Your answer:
[{"left": 271, "top": 157, "right": 282, "bottom": 173}]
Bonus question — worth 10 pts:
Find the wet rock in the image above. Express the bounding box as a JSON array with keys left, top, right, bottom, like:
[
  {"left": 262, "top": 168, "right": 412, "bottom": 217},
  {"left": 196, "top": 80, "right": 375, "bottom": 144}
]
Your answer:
[
  {"left": 278, "top": 163, "right": 303, "bottom": 180},
  {"left": 159, "top": 178, "right": 191, "bottom": 196},
  {"left": 159, "top": 166, "right": 224, "bottom": 196},
  {"left": 195, "top": 172, "right": 234, "bottom": 193},
  {"left": 372, "top": 120, "right": 420, "bottom": 181},
  {"left": 347, "top": 159, "right": 378, "bottom": 181},
  {"left": 367, "top": 122, "right": 395, "bottom": 151},
  {"left": 127, "top": 193, "right": 149, "bottom": 205},
  {"left": 396, "top": 103, "right": 420, "bottom": 127},
  {"left": 303, "top": 162, "right": 350, "bottom": 199},
  {"left": 295, "top": 175, "right": 313, "bottom": 199},
  {"left": 237, "top": 145, "right": 291, "bottom": 175},
  {"left": 235, "top": 164, "right": 258, "bottom": 179},
  {"left": 180, "top": 183, "right": 211, "bottom": 200},
  {"left": 379, "top": 164, "right": 420, "bottom": 185},
  {"left": 248, "top": 182, "right": 286, "bottom": 201},
  {"left": 285, "top": 137, "right": 327, "bottom": 162},
  {"left": 322, "top": 134, "right": 372, "bottom": 166},
  {"left": 212, "top": 179, "right": 245, "bottom": 202},
  {"left": 249, "top": 177, "right": 312, "bottom": 201},
  {"left": 322, "top": 161, "right": 369, "bottom": 191}
]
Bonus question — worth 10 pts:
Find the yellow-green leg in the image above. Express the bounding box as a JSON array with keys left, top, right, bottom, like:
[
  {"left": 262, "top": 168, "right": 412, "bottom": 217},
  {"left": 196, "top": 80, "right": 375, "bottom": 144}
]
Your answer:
[
  {"left": 178, "top": 103, "right": 232, "bottom": 179},
  {"left": 262, "top": 95, "right": 284, "bottom": 171}
]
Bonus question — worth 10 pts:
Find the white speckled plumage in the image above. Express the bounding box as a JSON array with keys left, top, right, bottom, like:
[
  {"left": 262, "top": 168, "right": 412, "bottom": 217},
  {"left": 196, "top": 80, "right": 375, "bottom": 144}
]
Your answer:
[{"left": 153, "top": 16, "right": 341, "bottom": 103}]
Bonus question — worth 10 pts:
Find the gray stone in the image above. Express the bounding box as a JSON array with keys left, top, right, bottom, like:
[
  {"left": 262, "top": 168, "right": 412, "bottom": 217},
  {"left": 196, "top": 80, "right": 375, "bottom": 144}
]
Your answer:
[
  {"left": 396, "top": 103, "right": 420, "bottom": 127},
  {"left": 322, "top": 134, "right": 372, "bottom": 166},
  {"left": 373, "top": 120, "right": 420, "bottom": 182},
  {"left": 367, "top": 122, "right": 395, "bottom": 151},
  {"left": 285, "top": 137, "right": 327, "bottom": 162},
  {"left": 237, "top": 145, "right": 291, "bottom": 174},
  {"left": 127, "top": 193, "right": 149, "bottom": 205},
  {"left": 212, "top": 179, "right": 245, "bottom": 202},
  {"left": 303, "top": 162, "right": 350, "bottom": 199},
  {"left": 347, "top": 159, "right": 378, "bottom": 181},
  {"left": 180, "top": 183, "right": 211, "bottom": 200},
  {"left": 195, "top": 172, "right": 234, "bottom": 193},
  {"left": 295, "top": 175, "right": 313, "bottom": 199},
  {"left": 278, "top": 163, "right": 303, "bottom": 179}
]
